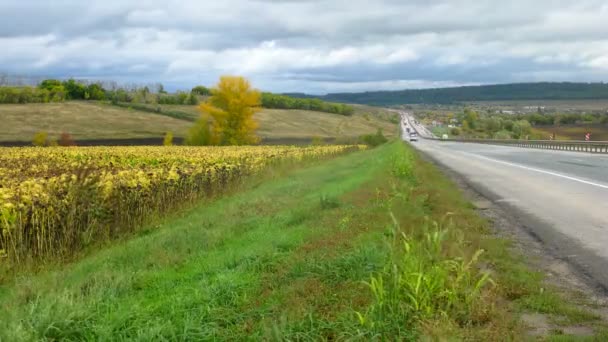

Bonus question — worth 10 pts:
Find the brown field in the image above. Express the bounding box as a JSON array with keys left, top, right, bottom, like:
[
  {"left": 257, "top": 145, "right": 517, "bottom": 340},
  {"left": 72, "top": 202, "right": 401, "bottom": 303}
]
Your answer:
[
  {"left": 532, "top": 124, "right": 608, "bottom": 141},
  {"left": 0, "top": 102, "right": 191, "bottom": 141},
  {"left": 150, "top": 104, "right": 398, "bottom": 139},
  {"left": 0, "top": 101, "right": 397, "bottom": 142}
]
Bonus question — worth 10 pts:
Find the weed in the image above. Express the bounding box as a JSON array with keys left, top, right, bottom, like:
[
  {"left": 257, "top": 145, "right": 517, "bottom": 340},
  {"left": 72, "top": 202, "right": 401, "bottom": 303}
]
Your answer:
[{"left": 320, "top": 194, "right": 340, "bottom": 210}]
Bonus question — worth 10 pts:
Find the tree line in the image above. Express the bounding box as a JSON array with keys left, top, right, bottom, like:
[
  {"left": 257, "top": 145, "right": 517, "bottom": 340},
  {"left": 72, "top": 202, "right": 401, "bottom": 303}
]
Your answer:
[
  {"left": 260, "top": 92, "right": 354, "bottom": 116},
  {"left": 0, "top": 79, "right": 212, "bottom": 105},
  {"left": 0, "top": 80, "right": 354, "bottom": 117}
]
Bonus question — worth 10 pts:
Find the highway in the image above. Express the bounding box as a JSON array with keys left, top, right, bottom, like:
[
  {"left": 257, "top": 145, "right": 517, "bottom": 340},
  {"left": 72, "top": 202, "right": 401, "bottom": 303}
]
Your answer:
[{"left": 400, "top": 112, "right": 608, "bottom": 289}]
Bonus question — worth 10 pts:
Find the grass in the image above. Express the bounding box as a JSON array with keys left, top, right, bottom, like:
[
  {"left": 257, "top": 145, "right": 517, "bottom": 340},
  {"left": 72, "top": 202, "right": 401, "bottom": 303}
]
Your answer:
[
  {"left": 0, "top": 101, "right": 397, "bottom": 142},
  {"left": 0, "top": 141, "right": 604, "bottom": 340}
]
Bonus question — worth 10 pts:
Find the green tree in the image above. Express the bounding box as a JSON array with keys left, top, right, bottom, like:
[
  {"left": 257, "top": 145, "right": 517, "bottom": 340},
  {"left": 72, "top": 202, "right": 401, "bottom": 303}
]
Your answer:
[
  {"left": 39, "top": 79, "right": 62, "bottom": 91},
  {"left": 86, "top": 83, "right": 106, "bottom": 100},
  {"left": 512, "top": 120, "right": 532, "bottom": 139},
  {"left": 49, "top": 85, "right": 66, "bottom": 102},
  {"left": 191, "top": 85, "right": 211, "bottom": 96},
  {"left": 63, "top": 79, "right": 86, "bottom": 99},
  {"left": 483, "top": 117, "right": 502, "bottom": 133},
  {"left": 463, "top": 109, "right": 479, "bottom": 129}
]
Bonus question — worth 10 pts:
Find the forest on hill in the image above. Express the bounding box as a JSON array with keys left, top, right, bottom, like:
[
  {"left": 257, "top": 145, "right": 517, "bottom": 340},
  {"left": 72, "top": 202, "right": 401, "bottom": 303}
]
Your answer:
[{"left": 291, "top": 82, "right": 608, "bottom": 106}]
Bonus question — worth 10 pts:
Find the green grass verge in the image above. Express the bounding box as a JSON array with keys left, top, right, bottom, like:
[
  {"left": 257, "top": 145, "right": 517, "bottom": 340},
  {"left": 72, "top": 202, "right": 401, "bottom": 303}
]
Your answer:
[{"left": 0, "top": 142, "right": 604, "bottom": 340}]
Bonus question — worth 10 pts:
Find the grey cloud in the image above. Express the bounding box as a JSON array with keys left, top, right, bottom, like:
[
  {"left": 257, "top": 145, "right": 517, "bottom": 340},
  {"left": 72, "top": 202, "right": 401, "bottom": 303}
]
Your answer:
[{"left": 0, "top": 0, "right": 607, "bottom": 93}]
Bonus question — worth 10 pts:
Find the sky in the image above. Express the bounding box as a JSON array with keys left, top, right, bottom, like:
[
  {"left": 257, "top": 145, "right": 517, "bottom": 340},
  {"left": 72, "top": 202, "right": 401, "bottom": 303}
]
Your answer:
[{"left": 1, "top": 0, "right": 608, "bottom": 94}]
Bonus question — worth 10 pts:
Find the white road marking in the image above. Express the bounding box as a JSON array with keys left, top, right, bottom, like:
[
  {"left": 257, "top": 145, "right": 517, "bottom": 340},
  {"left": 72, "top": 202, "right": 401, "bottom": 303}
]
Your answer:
[{"left": 456, "top": 150, "right": 608, "bottom": 190}]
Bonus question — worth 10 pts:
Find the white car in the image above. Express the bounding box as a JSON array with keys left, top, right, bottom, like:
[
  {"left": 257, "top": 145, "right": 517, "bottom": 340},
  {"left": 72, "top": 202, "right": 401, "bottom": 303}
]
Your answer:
[{"left": 409, "top": 132, "right": 418, "bottom": 142}]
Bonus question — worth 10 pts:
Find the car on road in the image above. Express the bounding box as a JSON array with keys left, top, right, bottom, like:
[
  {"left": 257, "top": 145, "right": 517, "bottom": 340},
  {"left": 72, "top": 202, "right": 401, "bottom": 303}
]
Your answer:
[{"left": 409, "top": 132, "right": 418, "bottom": 142}]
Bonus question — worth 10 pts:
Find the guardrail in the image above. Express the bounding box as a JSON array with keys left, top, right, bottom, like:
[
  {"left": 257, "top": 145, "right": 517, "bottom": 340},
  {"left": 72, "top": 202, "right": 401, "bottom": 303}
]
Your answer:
[{"left": 430, "top": 138, "right": 608, "bottom": 154}]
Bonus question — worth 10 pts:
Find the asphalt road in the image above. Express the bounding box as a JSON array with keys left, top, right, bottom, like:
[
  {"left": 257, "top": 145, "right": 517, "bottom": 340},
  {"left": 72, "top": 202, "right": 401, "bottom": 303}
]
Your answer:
[{"left": 400, "top": 112, "right": 608, "bottom": 290}]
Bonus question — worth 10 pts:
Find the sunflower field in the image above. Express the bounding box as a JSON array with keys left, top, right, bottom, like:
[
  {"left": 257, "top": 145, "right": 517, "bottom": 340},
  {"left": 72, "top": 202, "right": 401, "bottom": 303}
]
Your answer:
[{"left": 0, "top": 145, "right": 364, "bottom": 265}]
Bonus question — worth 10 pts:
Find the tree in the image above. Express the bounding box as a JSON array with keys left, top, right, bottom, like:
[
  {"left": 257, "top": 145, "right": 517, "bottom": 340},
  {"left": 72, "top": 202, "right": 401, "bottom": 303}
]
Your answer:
[
  {"left": 39, "top": 79, "right": 62, "bottom": 91},
  {"left": 463, "top": 108, "right": 479, "bottom": 129},
  {"left": 49, "top": 85, "right": 66, "bottom": 102},
  {"left": 199, "top": 76, "right": 261, "bottom": 145},
  {"left": 191, "top": 85, "right": 211, "bottom": 96},
  {"left": 483, "top": 117, "right": 502, "bottom": 133},
  {"left": 512, "top": 120, "right": 532, "bottom": 139}
]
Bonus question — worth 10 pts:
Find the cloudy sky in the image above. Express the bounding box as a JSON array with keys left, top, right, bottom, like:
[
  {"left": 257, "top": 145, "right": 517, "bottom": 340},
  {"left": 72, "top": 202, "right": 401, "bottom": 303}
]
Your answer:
[{"left": 1, "top": 0, "right": 608, "bottom": 93}]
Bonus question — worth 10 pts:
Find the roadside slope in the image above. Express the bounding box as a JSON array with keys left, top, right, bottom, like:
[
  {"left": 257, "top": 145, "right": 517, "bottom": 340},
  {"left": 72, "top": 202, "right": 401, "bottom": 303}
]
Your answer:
[{"left": 1, "top": 142, "right": 605, "bottom": 340}]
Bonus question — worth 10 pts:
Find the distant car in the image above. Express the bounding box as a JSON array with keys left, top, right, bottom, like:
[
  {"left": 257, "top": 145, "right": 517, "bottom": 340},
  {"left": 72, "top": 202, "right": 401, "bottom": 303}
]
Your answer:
[
  {"left": 442, "top": 134, "right": 449, "bottom": 140},
  {"left": 409, "top": 132, "right": 418, "bottom": 142}
]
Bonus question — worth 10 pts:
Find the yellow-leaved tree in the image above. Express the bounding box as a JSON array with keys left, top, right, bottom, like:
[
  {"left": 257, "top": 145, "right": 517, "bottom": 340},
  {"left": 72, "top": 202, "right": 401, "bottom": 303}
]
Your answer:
[{"left": 197, "top": 76, "right": 261, "bottom": 145}]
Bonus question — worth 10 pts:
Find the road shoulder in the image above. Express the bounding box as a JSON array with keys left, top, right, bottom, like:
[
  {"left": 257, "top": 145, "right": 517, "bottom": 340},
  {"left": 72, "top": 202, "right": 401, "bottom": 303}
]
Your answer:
[{"left": 415, "top": 145, "right": 608, "bottom": 338}]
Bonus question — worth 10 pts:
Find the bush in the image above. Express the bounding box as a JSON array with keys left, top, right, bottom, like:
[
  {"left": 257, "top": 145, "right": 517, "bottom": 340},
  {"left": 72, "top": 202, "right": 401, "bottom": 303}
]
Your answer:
[
  {"left": 59, "top": 132, "right": 76, "bottom": 146},
  {"left": 360, "top": 129, "right": 388, "bottom": 147},
  {"left": 32, "top": 131, "right": 49, "bottom": 147},
  {"left": 450, "top": 127, "right": 461, "bottom": 136},
  {"left": 493, "top": 130, "right": 512, "bottom": 140},
  {"left": 310, "top": 136, "right": 325, "bottom": 146},
  {"left": 163, "top": 132, "right": 174, "bottom": 146},
  {"left": 185, "top": 117, "right": 212, "bottom": 146}
]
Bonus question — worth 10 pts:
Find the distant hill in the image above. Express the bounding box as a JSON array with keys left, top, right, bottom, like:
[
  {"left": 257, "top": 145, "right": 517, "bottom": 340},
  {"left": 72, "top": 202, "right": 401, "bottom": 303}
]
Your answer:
[{"left": 289, "top": 82, "right": 608, "bottom": 106}]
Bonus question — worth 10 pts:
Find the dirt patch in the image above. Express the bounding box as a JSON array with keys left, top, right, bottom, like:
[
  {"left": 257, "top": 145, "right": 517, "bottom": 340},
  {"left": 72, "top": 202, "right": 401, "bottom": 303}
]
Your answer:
[{"left": 522, "top": 313, "right": 552, "bottom": 336}]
